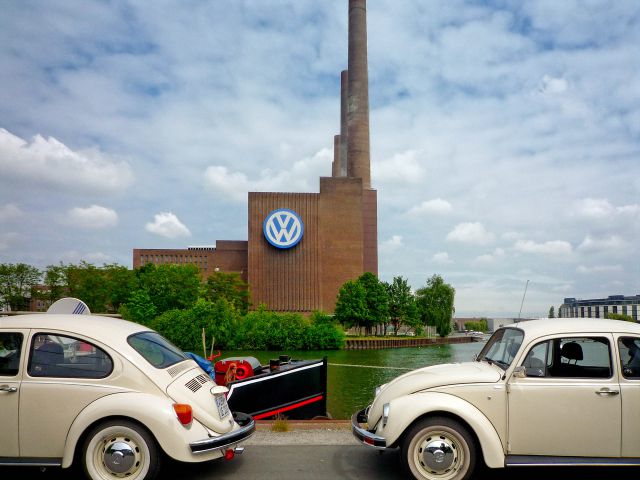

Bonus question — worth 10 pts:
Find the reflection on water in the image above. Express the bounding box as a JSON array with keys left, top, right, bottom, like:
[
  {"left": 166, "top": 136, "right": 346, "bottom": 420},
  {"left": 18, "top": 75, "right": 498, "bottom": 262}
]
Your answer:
[{"left": 222, "top": 341, "right": 486, "bottom": 419}]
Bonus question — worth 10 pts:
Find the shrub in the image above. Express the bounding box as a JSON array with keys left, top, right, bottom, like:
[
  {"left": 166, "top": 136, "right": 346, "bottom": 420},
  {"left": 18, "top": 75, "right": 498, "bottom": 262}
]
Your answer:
[
  {"left": 150, "top": 298, "right": 240, "bottom": 351},
  {"left": 304, "top": 312, "right": 345, "bottom": 349}
]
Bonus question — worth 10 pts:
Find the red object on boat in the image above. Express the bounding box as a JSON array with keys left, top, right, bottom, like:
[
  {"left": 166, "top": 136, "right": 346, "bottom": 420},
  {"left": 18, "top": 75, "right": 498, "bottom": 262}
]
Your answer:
[{"left": 214, "top": 357, "right": 261, "bottom": 385}]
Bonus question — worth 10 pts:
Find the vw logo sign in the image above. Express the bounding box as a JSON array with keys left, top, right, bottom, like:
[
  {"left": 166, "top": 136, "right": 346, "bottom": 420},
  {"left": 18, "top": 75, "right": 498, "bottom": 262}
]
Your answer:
[{"left": 263, "top": 209, "right": 304, "bottom": 249}]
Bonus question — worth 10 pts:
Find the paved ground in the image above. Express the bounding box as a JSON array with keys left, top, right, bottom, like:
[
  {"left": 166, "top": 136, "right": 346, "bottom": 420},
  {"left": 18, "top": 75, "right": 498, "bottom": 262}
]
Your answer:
[{"left": 2, "top": 423, "right": 638, "bottom": 479}]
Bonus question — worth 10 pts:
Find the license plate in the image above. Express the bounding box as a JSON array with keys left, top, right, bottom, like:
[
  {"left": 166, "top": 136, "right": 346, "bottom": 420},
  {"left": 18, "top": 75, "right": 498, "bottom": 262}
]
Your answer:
[{"left": 215, "top": 394, "right": 230, "bottom": 419}]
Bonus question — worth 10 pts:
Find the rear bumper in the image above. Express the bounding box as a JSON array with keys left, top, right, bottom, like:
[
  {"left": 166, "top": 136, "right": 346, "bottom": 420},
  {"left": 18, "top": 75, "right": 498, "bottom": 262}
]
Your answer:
[
  {"left": 351, "top": 408, "right": 387, "bottom": 449},
  {"left": 190, "top": 412, "right": 255, "bottom": 454}
]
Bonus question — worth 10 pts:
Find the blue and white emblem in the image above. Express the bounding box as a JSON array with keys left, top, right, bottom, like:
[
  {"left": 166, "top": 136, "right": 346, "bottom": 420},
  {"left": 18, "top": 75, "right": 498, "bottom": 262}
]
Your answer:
[{"left": 263, "top": 209, "right": 304, "bottom": 249}]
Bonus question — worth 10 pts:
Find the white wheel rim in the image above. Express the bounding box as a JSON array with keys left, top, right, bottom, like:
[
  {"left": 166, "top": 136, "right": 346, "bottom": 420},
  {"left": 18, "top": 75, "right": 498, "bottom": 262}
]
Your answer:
[{"left": 86, "top": 426, "right": 150, "bottom": 480}]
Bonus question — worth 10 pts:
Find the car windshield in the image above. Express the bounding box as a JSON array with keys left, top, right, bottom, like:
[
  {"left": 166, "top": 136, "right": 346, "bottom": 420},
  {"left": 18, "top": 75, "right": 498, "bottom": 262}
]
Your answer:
[
  {"left": 128, "top": 331, "right": 188, "bottom": 369},
  {"left": 477, "top": 327, "right": 524, "bottom": 370}
]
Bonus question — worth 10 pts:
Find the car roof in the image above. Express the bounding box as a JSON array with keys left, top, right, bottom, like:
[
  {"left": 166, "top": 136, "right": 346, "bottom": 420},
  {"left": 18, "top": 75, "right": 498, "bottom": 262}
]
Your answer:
[
  {"left": 0, "top": 313, "right": 151, "bottom": 340},
  {"left": 505, "top": 317, "right": 640, "bottom": 337}
]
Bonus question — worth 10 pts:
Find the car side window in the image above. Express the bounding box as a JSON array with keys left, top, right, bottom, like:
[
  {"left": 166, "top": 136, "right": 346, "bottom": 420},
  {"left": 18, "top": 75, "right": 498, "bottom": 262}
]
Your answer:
[
  {"left": 28, "top": 333, "right": 113, "bottom": 379},
  {"left": 546, "top": 337, "right": 612, "bottom": 378},
  {"left": 618, "top": 337, "right": 640, "bottom": 379},
  {"left": 0, "top": 332, "right": 23, "bottom": 376}
]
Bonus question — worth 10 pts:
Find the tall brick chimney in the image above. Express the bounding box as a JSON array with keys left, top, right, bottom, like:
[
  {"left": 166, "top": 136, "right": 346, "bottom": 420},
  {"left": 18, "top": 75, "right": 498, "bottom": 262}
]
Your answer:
[
  {"left": 339, "top": 70, "right": 349, "bottom": 176},
  {"left": 346, "top": 0, "right": 371, "bottom": 189}
]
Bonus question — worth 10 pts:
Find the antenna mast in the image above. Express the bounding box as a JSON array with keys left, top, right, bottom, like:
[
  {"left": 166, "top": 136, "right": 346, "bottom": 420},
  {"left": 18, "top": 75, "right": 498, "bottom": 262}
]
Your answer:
[{"left": 517, "top": 279, "right": 529, "bottom": 320}]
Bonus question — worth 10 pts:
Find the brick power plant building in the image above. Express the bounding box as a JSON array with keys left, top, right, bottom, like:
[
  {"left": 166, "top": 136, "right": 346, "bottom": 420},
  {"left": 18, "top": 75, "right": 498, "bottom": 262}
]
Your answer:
[{"left": 134, "top": 0, "right": 377, "bottom": 313}]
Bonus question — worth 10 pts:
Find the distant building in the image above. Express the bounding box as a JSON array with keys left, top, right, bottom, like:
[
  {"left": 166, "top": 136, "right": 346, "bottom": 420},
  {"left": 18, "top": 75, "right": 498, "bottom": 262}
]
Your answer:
[
  {"left": 559, "top": 295, "right": 640, "bottom": 321},
  {"left": 133, "top": 242, "right": 248, "bottom": 282}
]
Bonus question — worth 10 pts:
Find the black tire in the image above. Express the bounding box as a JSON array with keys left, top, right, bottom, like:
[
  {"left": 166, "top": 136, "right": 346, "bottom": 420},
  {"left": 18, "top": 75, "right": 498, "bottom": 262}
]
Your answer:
[
  {"left": 81, "top": 419, "right": 161, "bottom": 480},
  {"left": 401, "top": 416, "right": 476, "bottom": 480}
]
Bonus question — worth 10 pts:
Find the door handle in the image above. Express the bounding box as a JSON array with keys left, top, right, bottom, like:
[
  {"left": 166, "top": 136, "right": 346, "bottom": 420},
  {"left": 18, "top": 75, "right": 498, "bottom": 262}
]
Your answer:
[
  {"left": 0, "top": 385, "right": 18, "bottom": 393},
  {"left": 595, "top": 388, "right": 619, "bottom": 396}
]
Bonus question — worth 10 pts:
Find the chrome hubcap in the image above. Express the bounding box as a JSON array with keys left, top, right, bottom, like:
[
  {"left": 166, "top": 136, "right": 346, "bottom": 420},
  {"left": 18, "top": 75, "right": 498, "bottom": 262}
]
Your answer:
[
  {"left": 422, "top": 437, "right": 456, "bottom": 471},
  {"left": 99, "top": 436, "right": 141, "bottom": 477}
]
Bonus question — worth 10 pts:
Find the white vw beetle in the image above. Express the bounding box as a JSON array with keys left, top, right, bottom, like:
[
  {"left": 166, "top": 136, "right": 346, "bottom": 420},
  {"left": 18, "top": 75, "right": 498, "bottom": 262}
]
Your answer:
[
  {"left": 352, "top": 318, "right": 640, "bottom": 479},
  {"left": 0, "top": 299, "right": 254, "bottom": 480}
]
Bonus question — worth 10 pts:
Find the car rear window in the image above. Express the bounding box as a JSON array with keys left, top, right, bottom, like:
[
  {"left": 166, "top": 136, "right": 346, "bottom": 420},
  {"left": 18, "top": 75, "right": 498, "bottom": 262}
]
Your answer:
[{"left": 128, "top": 331, "right": 187, "bottom": 369}]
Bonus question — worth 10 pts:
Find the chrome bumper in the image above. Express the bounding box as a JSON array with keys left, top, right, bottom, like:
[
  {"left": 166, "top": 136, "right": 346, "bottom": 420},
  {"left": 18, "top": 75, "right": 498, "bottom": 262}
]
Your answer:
[
  {"left": 351, "top": 408, "right": 387, "bottom": 449},
  {"left": 190, "top": 412, "right": 255, "bottom": 454}
]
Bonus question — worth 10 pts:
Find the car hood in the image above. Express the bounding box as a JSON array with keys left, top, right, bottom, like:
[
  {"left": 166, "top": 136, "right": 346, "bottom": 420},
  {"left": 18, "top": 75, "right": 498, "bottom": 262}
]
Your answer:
[
  {"left": 166, "top": 364, "right": 235, "bottom": 434},
  {"left": 367, "top": 361, "right": 502, "bottom": 426}
]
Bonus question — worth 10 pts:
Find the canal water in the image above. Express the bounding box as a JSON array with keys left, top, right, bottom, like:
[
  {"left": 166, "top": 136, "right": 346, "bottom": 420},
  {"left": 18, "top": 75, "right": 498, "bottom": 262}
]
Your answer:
[{"left": 221, "top": 341, "right": 487, "bottom": 419}]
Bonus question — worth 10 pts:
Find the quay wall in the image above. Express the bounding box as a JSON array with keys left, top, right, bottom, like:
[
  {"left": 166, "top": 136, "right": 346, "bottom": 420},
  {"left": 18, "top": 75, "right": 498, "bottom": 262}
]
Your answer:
[{"left": 344, "top": 336, "right": 474, "bottom": 350}]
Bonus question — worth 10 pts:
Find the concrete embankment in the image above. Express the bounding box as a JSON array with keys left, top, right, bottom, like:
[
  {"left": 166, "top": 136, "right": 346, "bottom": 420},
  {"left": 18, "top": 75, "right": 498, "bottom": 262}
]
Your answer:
[{"left": 344, "top": 336, "right": 474, "bottom": 350}]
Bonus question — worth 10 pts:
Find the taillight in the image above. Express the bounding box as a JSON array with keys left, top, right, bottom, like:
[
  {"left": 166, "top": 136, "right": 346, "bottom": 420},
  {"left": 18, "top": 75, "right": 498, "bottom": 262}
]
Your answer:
[{"left": 173, "top": 403, "right": 193, "bottom": 425}]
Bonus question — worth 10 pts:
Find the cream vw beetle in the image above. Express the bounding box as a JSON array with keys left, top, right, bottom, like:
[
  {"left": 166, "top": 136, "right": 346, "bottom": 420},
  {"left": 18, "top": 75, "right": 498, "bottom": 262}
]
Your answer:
[
  {"left": 352, "top": 318, "right": 640, "bottom": 479},
  {"left": 0, "top": 299, "right": 254, "bottom": 480}
]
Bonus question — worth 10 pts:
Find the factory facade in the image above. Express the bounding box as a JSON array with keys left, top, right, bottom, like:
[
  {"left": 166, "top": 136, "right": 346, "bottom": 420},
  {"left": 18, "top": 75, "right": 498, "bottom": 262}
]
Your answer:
[{"left": 133, "top": 0, "right": 377, "bottom": 313}]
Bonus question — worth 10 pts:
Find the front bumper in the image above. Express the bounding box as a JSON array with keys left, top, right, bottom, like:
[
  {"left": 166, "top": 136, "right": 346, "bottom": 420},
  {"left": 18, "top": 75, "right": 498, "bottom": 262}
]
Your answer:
[
  {"left": 190, "top": 412, "right": 255, "bottom": 454},
  {"left": 351, "top": 408, "right": 387, "bottom": 449}
]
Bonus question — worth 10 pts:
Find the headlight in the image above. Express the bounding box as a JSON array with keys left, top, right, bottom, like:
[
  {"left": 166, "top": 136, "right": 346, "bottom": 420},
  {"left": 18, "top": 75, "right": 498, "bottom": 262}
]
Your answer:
[{"left": 374, "top": 386, "right": 381, "bottom": 397}]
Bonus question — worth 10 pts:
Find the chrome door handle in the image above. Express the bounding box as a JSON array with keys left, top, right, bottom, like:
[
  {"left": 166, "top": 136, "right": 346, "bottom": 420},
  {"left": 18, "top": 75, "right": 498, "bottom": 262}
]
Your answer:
[
  {"left": 595, "top": 388, "right": 619, "bottom": 396},
  {"left": 0, "top": 385, "right": 18, "bottom": 393}
]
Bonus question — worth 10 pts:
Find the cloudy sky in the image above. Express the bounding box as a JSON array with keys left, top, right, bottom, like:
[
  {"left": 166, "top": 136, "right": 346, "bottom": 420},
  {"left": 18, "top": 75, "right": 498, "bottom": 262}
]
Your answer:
[{"left": 1, "top": 0, "right": 639, "bottom": 317}]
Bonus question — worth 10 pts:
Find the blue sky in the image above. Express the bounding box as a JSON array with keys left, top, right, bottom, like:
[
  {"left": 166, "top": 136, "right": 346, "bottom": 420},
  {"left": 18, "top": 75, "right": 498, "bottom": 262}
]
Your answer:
[{"left": 1, "top": 0, "right": 639, "bottom": 317}]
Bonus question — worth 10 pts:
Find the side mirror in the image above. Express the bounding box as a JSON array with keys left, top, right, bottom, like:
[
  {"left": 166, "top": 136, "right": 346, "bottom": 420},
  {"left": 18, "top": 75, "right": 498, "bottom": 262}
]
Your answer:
[{"left": 513, "top": 365, "right": 527, "bottom": 378}]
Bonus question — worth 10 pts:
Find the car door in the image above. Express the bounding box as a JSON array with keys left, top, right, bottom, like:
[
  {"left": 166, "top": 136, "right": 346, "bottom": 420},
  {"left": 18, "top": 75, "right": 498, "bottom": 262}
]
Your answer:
[
  {"left": 19, "top": 331, "right": 116, "bottom": 458},
  {"left": 507, "top": 334, "right": 621, "bottom": 457},
  {"left": 0, "top": 330, "right": 27, "bottom": 457},
  {"left": 617, "top": 335, "right": 640, "bottom": 457}
]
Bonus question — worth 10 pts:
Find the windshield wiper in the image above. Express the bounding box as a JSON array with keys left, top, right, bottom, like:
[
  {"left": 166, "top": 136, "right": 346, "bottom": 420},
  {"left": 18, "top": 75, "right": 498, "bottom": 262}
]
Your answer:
[{"left": 483, "top": 357, "right": 508, "bottom": 370}]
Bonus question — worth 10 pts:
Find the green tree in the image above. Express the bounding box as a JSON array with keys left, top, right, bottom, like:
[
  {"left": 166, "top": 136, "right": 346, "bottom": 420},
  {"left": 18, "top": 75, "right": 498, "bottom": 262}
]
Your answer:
[
  {"left": 333, "top": 280, "right": 368, "bottom": 332},
  {"left": 203, "top": 271, "right": 250, "bottom": 314},
  {"left": 120, "top": 290, "right": 157, "bottom": 325},
  {"left": 465, "top": 319, "right": 488, "bottom": 332},
  {"left": 357, "top": 272, "right": 389, "bottom": 335},
  {"left": 151, "top": 298, "right": 240, "bottom": 352},
  {"left": 386, "top": 276, "right": 419, "bottom": 335},
  {"left": 415, "top": 274, "right": 456, "bottom": 338},
  {"left": 0, "top": 263, "right": 41, "bottom": 310},
  {"left": 103, "top": 264, "right": 138, "bottom": 311},
  {"left": 136, "top": 263, "right": 201, "bottom": 314},
  {"left": 605, "top": 312, "right": 634, "bottom": 322},
  {"left": 64, "top": 262, "right": 113, "bottom": 313},
  {"left": 40, "top": 263, "right": 68, "bottom": 304},
  {"left": 548, "top": 306, "right": 555, "bottom": 318}
]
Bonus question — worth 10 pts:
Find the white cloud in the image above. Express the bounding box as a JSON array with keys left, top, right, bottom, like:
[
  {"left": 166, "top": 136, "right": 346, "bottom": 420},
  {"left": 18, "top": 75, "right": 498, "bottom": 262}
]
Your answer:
[
  {"left": 0, "top": 203, "right": 22, "bottom": 221},
  {"left": 65, "top": 205, "right": 118, "bottom": 229},
  {"left": 576, "top": 198, "right": 639, "bottom": 219},
  {"left": 578, "top": 234, "right": 626, "bottom": 252},
  {"left": 475, "top": 248, "right": 505, "bottom": 263},
  {"left": 372, "top": 150, "right": 426, "bottom": 186},
  {"left": 577, "top": 198, "right": 614, "bottom": 218},
  {"left": 433, "top": 252, "right": 453, "bottom": 264},
  {"left": 577, "top": 265, "right": 623, "bottom": 274},
  {"left": 0, "top": 128, "right": 134, "bottom": 194},
  {"left": 514, "top": 239, "right": 573, "bottom": 255},
  {"left": 380, "top": 234, "right": 404, "bottom": 251},
  {"left": 145, "top": 212, "right": 191, "bottom": 239},
  {"left": 539, "top": 75, "right": 569, "bottom": 95},
  {"left": 407, "top": 198, "right": 453, "bottom": 216},
  {"left": 446, "top": 222, "right": 495, "bottom": 245},
  {"left": 204, "top": 148, "right": 331, "bottom": 203}
]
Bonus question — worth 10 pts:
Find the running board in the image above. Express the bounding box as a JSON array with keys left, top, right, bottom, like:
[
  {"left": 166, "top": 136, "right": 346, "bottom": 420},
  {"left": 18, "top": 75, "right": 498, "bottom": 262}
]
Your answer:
[
  {"left": 0, "top": 457, "right": 62, "bottom": 467},
  {"left": 506, "top": 455, "right": 640, "bottom": 467}
]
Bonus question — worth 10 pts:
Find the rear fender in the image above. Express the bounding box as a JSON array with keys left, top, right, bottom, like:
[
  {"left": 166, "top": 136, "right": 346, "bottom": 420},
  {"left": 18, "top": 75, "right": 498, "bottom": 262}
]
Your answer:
[{"left": 62, "top": 392, "right": 219, "bottom": 467}]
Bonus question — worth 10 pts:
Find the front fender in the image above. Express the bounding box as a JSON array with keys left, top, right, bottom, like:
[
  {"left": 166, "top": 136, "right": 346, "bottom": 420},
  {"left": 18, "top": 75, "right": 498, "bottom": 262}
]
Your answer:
[
  {"left": 62, "top": 392, "right": 217, "bottom": 467},
  {"left": 376, "top": 391, "right": 505, "bottom": 469}
]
